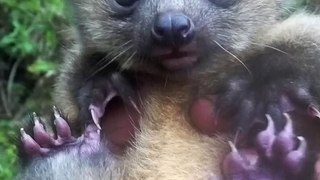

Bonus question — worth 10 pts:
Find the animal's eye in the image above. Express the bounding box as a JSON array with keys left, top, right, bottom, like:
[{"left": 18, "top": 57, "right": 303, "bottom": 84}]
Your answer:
[
  {"left": 209, "top": 0, "right": 237, "bottom": 8},
  {"left": 110, "top": 0, "right": 139, "bottom": 16},
  {"left": 115, "top": 0, "right": 138, "bottom": 7}
]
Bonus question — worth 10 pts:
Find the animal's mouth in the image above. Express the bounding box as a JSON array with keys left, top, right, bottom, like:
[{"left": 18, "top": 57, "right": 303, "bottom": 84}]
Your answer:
[
  {"left": 151, "top": 44, "right": 198, "bottom": 71},
  {"left": 89, "top": 90, "right": 141, "bottom": 154}
]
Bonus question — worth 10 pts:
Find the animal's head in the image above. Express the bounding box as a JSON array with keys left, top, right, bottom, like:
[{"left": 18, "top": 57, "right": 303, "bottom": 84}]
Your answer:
[{"left": 71, "top": 0, "right": 282, "bottom": 78}]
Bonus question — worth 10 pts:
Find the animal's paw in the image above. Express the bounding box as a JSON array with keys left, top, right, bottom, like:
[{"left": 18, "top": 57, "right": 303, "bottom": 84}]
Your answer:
[
  {"left": 222, "top": 114, "right": 308, "bottom": 180},
  {"left": 78, "top": 72, "right": 141, "bottom": 153},
  {"left": 214, "top": 76, "right": 319, "bottom": 133},
  {"left": 20, "top": 107, "right": 101, "bottom": 162},
  {"left": 78, "top": 72, "right": 137, "bottom": 128}
]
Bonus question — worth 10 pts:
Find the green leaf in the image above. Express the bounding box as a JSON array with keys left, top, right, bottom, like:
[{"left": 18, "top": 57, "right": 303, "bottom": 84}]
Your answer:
[{"left": 27, "top": 58, "right": 58, "bottom": 75}]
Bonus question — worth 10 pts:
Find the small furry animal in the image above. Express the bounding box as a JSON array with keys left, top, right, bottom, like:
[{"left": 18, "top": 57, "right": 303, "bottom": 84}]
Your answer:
[{"left": 17, "top": 0, "right": 320, "bottom": 179}]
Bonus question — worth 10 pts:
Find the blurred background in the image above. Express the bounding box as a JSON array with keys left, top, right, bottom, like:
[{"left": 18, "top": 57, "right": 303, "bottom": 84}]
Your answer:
[
  {"left": 0, "top": 0, "right": 68, "bottom": 179},
  {"left": 0, "top": 0, "right": 318, "bottom": 179}
]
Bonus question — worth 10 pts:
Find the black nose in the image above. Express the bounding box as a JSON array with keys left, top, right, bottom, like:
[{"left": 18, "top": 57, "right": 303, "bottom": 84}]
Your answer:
[{"left": 151, "top": 12, "right": 195, "bottom": 47}]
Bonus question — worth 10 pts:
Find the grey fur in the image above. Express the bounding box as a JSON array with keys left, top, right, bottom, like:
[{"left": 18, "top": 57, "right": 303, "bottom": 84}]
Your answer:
[
  {"left": 19, "top": 0, "right": 320, "bottom": 179},
  {"left": 18, "top": 150, "right": 125, "bottom": 180},
  {"left": 54, "top": 0, "right": 283, "bottom": 122}
]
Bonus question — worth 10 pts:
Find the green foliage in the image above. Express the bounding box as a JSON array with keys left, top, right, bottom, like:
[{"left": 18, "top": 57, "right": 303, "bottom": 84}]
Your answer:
[
  {"left": 28, "top": 59, "right": 57, "bottom": 75},
  {"left": 0, "top": 0, "right": 67, "bottom": 179},
  {"left": 0, "top": 120, "right": 18, "bottom": 180},
  {"left": 0, "top": 0, "right": 67, "bottom": 119},
  {"left": 0, "top": 0, "right": 64, "bottom": 58}
]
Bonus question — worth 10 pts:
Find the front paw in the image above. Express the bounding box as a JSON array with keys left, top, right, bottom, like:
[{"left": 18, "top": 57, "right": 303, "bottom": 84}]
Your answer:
[
  {"left": 77, "top": 72, "right": 141, "bottom": 153},
  {"left": 19, "top": 107, "right": 101, "bottom": 164},
  {"left": 78, "top": 72, "right": 137, "bottom": 128},
  {"left": 214, "top": 76, "right": 318, "bottom": 134},
  {"left": 222, "top": 114, "right": 308, "bottom": 180}
]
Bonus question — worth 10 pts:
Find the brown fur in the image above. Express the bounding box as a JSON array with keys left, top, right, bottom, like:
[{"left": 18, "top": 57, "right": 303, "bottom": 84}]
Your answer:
[
  {"left": 54, "top": 0, "right": 282, "bottom": 123},
  {"left": 121, "top": 13, "right": 320, "bottom": 179},
  {"left": 21, "top": 0, "right": 320, "bottom": 179},
  {"left": 122, "top": 82, "right": 231, "bottom": 179}
]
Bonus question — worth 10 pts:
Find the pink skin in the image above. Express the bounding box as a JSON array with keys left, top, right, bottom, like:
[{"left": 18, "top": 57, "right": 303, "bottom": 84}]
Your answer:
[
  {"left": 101, "top": 98, "right": 140, "bottom": 153},
  {"left": 190, "top": 97, "right": 218, "bottom": 135},
  {"left": 152, "top": 42, "right": 198, "bottom": 71},
  {"left": 190, "top": 97, "right": 231, "bottom": 136}
]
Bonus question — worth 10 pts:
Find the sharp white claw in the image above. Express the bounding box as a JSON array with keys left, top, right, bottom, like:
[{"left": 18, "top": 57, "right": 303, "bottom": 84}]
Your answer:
[
  {"left": 228, "top": 141, "right": 238, "bottom": 153},
  {"left": 296, "top": 136, "right": 307, "bottom": 153},
  {"left": 20, "top": 128, "right": 26, "bottom": 137},
  {"left": 283, "top": 113, "right": 293, "bottom": 134},
  {"left": 53, "top": 106, "right": 61, "bottom": 119},
  {"left": 88, "top": 91, "right": 117, "bottom": 130},
  {"left": 90, "top": 108, "right": 102, "bottom": 130}
]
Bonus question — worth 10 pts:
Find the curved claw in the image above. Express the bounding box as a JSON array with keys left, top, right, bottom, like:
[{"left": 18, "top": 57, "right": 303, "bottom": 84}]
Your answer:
[
  {"left": 223, "top": 141, "right": 247, "bottom": 178},
  {"left": 89, "top": 107, "right": 102, "bottom": 130},
  {"left": 21, "top": 108, "right": 104, "bottom": 162},
  {"left": 21, "top": 128, "right": 41, "bottom": 155},
  {"left": 256, "top": 114, "right": 275, "bottom": 158},
  {"left": 88, "top": 90, "right": 117, "bottom": 130},
  {"left": 272, "top": 113, "right": 295, "bottom": 157},
  {"left": 283, "top": 136, "right": 307, "bottom": 175},
  {"left": 33, "top": 117, "right": 55, "bottom": 147},
  {"left": 53, "top": 107, "right": 73, "bottom": 139},
  {"left": 308, "top": 105, "right": 320, "bottom": 119},
  {"left": 21, "top": 128, "right": 49, "bottom": 155},
  {"left": 222, "top": 141, "right": 261, "bottom": 180}
]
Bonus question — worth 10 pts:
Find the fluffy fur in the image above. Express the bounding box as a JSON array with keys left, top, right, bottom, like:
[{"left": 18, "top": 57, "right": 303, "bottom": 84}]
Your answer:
[{"left": 18, "top": 0, "right": 320, "bottom": 179}]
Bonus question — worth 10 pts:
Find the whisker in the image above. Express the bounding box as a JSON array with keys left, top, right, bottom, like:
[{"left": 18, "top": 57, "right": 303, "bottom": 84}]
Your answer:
[
  {"left": 96, "top": 40, "right": 132, "bottom": 66},
  {"left": 103, "top": 45, "right": 133, "bottom": 68},
  {"left": 216, "top": 33, "right": 231, "bottom": 38},
  {"left": 122, "top": 51, "right": 137, "bottom": 70},
  {"left": 213, "top": 40, "right": 252, "bottom": 76},
  {"left": 216, "top": 33, "right": 291, "bottom": 56},
  {"left": 249, "top": 42, "right": 290, "bottom": 55},
  {"left": 89, "top": 45, "right": 133, "bottom": 79}
]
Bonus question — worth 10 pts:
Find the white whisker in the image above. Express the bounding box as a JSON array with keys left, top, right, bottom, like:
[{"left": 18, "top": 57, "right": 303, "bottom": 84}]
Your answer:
[
  {"left": 96, "top": 40, "right": 132, "bottom": 66},
  {"left": 214, "top": 40, "right": 252, "bottom": 75},
  {"left": 89, "top": 45, "right": 133, "bottom": 78},
  {"left": 249, "top": 42, "right": 290, "bottom": 55},
  {"left": 122, "top": 51, "right": 137, "bottom": 70}
]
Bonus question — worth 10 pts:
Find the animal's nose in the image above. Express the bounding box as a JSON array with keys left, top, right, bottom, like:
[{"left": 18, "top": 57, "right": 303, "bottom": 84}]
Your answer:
[{"left": 151, "top": 11, "right": 195, "bottom": 47}]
